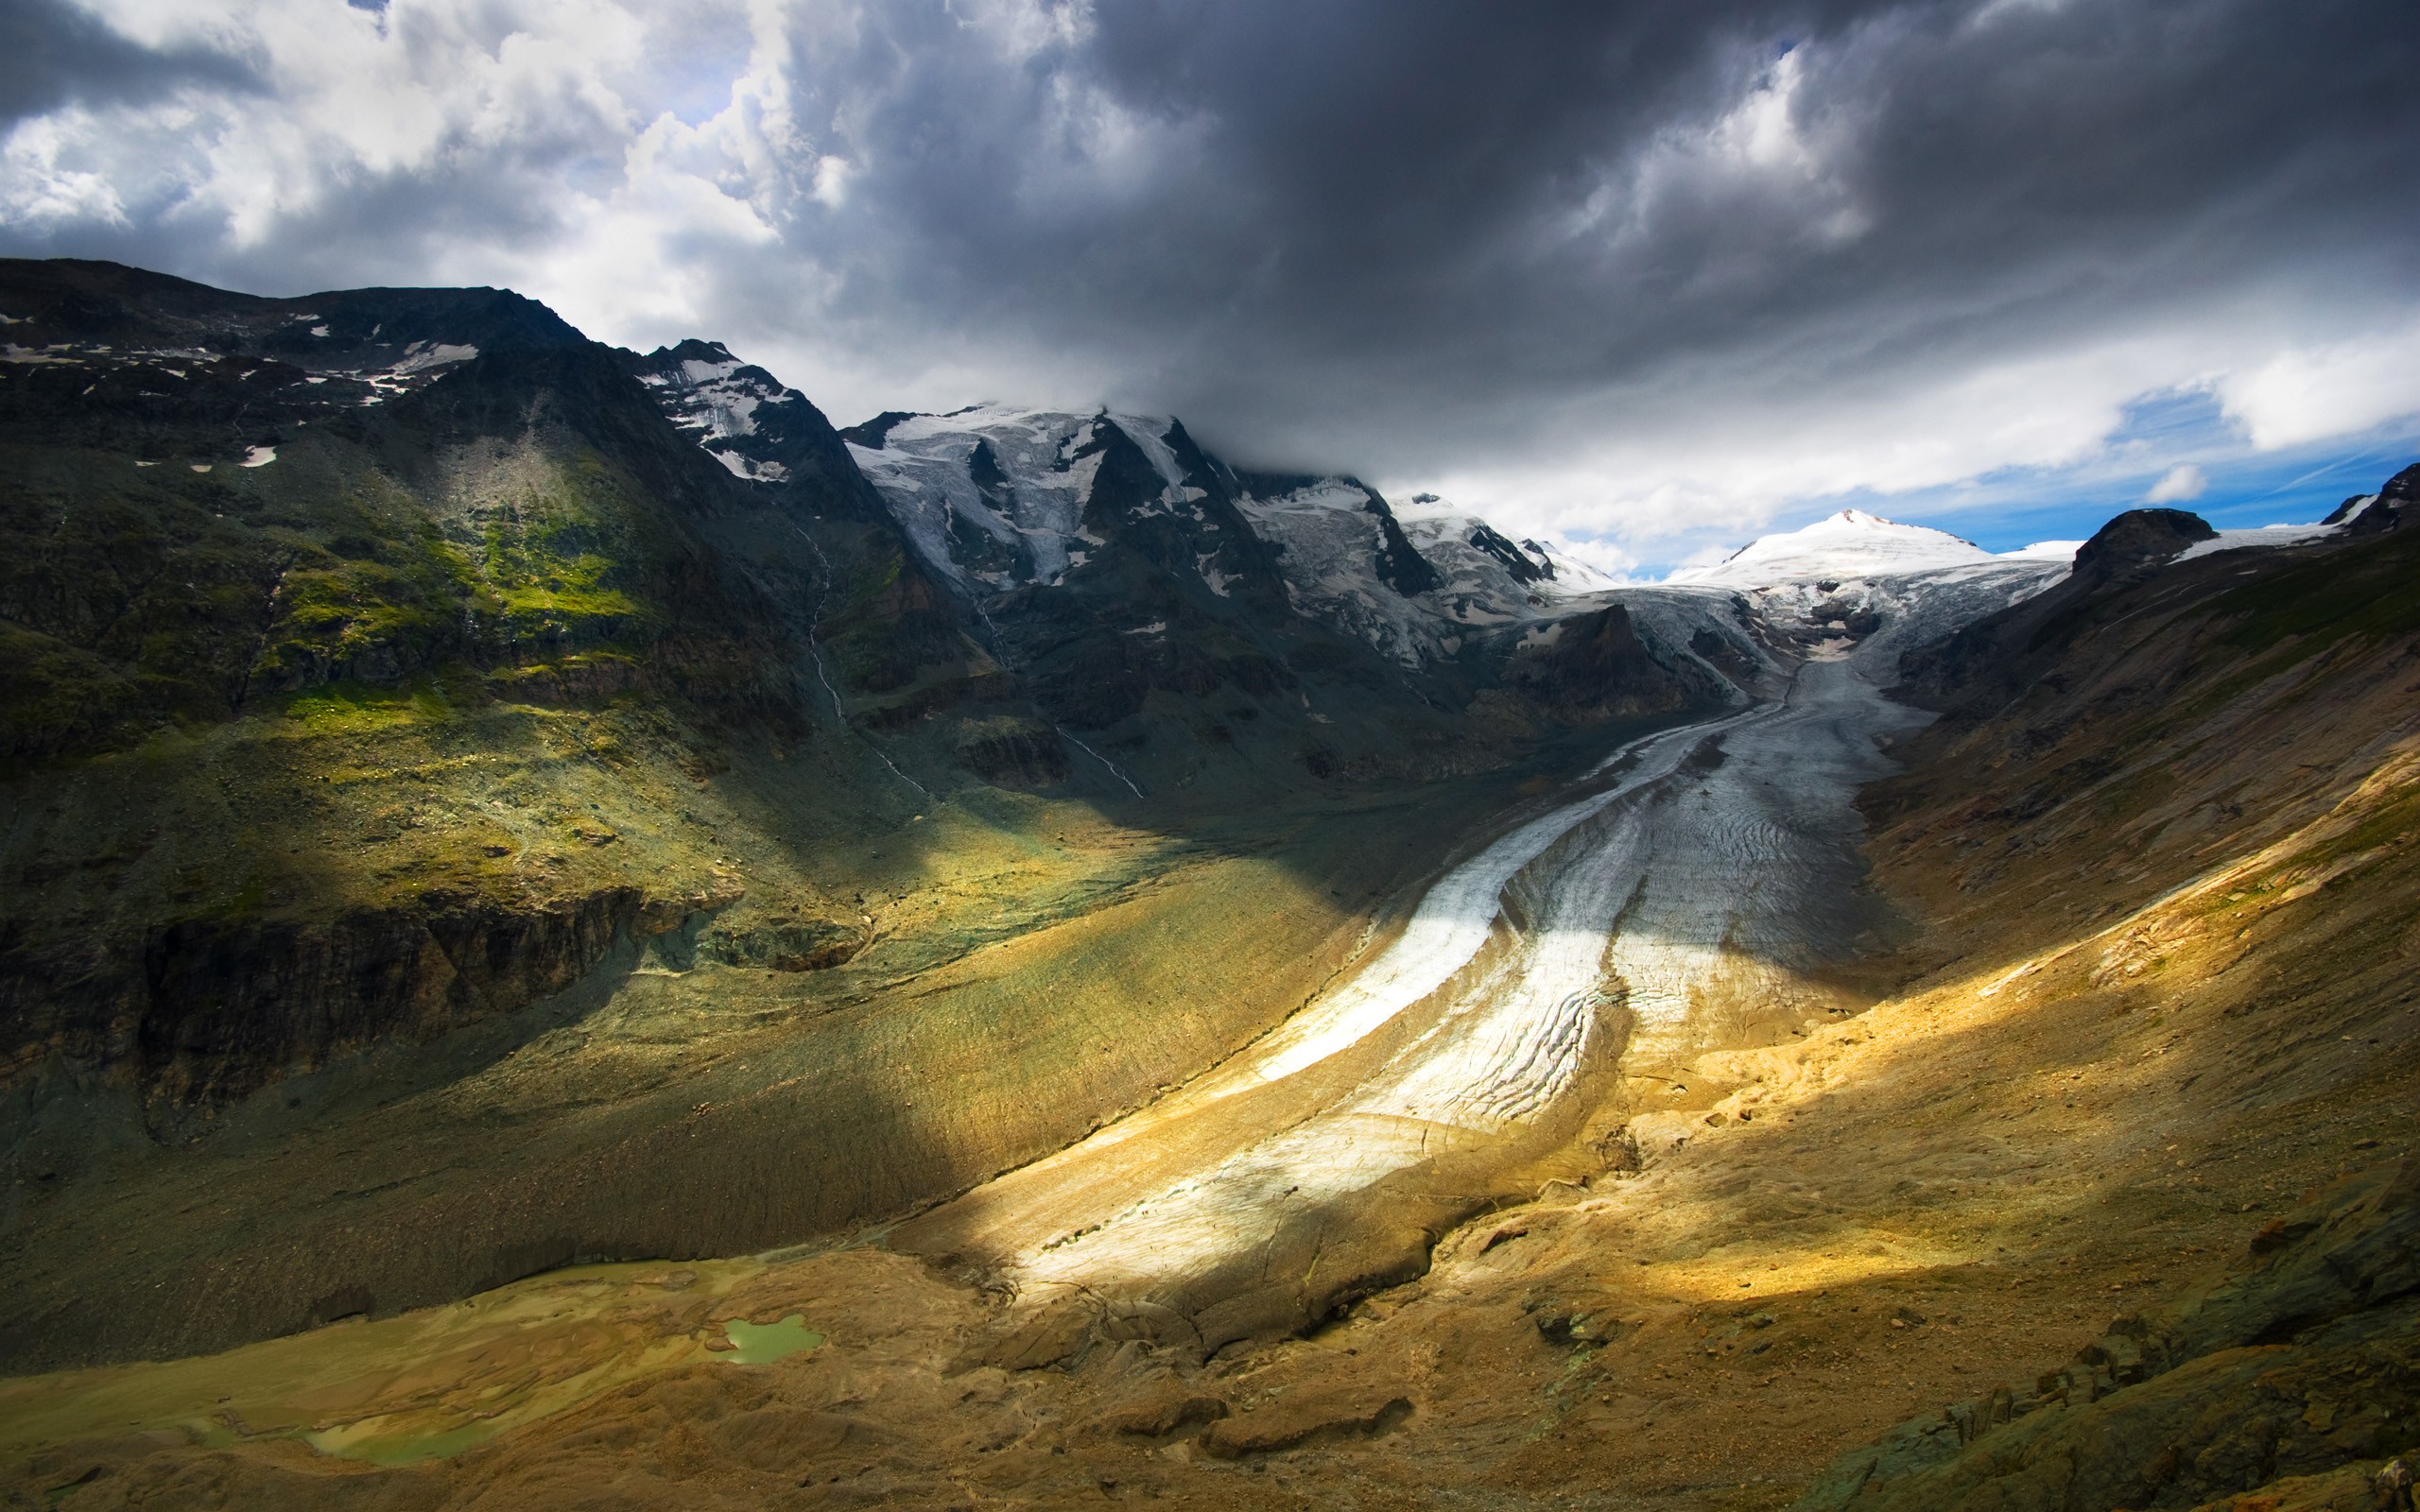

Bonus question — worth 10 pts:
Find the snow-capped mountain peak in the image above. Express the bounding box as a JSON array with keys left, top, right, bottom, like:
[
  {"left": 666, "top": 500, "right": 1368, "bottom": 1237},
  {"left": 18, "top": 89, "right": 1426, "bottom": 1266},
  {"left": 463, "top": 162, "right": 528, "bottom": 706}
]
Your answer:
[
  {"left": 839, "top": 404, "right": 1222, "bottom": 592},
  {"left": 629, "top": 338, "right": 805, "bottom": 483},
  {"left": 1225, "top": 483, "right": 1616, "bottom": 663},
  {"left": 825, "top": 402, "right": 1614, "bottom": 665},
  {"left": 1390, "top": 492, "right": 1621, "bottom": 593},
  {"left": 1673, "top": 508, "right": 1995, "bottom": 585}
]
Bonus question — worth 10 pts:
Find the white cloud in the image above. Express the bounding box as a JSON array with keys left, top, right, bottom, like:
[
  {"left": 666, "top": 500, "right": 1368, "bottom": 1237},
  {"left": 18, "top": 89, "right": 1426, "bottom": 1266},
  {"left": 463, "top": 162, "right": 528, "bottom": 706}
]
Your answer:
[
  {"left": 809, "top": 154, "right": 854, "bottom": 207},
  {"left": 2144, "top": 463, "right": 2205, "bottom": 503},
  {"left": 0, "top": 113, "right": 131, "bottom": 229},
  {"left": 0, "top": 0, "right": 737, "bottom": 281},
  {"left": 1368, "top": 322, "right": 2238, "bottom": 552},
  {"left": 2216, "top": 319, "right": 2420, "bottom": 451}
]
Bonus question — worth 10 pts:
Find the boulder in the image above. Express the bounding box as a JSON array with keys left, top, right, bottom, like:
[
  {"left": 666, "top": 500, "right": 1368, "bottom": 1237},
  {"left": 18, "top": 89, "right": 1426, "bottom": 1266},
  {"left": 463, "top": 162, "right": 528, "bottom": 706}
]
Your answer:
[{"left": 1198, "top": 1383, "right": 1411, "bottom": 1458}]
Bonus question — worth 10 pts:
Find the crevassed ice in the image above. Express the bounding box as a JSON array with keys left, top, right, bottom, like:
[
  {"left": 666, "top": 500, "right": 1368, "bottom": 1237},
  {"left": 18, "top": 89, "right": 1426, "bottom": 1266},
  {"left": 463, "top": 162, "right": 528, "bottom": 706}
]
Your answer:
[{"left": 1240, "top": 705, "right": 1769, "bottom": 1087}]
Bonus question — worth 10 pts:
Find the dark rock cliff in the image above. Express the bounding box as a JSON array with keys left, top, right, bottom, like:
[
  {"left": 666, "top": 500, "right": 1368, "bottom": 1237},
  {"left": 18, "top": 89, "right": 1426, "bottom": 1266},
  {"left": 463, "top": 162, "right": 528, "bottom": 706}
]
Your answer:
[{"left": 1498, "top": 605, "right": 1700, "bottom": 724}]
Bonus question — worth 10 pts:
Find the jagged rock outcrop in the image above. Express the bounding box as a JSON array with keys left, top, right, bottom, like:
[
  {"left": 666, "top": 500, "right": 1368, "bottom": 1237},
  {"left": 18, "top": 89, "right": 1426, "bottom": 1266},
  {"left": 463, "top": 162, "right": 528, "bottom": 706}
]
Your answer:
[
  {"left": 2331, "top": 461, "right": 2420, "bottom": 536},
  {"left": 1494, "top": 604, "right": 1707, "bottom": 727},
  {"left": 1466, "top": 520, "right": 1552, "bottom": 586}
]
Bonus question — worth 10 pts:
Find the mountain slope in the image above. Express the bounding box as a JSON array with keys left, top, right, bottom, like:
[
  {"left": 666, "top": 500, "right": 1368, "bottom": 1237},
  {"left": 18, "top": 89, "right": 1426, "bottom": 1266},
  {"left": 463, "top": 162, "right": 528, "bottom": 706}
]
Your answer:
[
  {"left": 1874, "top": 484, "right": 2420, "bottom": 936},
  {"left": 1742, "top": 470, "right": 2420, "bottom": 1509},
  {"left": 0, "top": 260, "right": 1730, "bottom": 1372},
  {"left": 0, "top": 259, "right": 907, "bottom": 1115}
]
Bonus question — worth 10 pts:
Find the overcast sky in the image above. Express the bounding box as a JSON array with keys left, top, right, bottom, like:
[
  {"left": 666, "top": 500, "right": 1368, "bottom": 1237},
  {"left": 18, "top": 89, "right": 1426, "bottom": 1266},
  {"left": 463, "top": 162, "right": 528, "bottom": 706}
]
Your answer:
[{"left": 5, "top": 0, "right": 2415, "bottom": 573}]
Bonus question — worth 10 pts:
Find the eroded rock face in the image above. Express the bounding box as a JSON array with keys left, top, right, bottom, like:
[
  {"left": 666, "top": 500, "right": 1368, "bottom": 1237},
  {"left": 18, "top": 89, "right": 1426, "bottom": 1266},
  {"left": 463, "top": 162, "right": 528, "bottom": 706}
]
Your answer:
[
  {"left": 1092, "top": 1372, "right": 1231, "bottom": 1438},
  {"left": 1200, "top": 1383, "right": 1413, "bottom": 1457},
  {"left": 1497, "top": 604, "right": 1700, "bottom": 724},
  {"left": 137, "top": 886, "right": 648, "bottom": 1108}
]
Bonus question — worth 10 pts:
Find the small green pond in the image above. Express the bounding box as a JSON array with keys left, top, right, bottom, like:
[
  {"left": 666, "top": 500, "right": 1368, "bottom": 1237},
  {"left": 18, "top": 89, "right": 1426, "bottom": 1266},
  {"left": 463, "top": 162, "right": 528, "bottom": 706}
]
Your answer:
[{"left": 720, "top": 1314, "right": 822, "bottom": 1366}]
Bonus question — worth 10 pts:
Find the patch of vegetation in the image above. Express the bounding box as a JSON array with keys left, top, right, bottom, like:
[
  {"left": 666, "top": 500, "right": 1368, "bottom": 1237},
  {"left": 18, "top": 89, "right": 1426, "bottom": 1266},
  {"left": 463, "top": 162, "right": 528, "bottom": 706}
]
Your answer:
[
  {"left": 2211, "top": 529, "right": 2420, "bottom": 657},
  {"left": 484, "top": 650, "right": 644, "bottom": 706},
  {"left": 477, "top": 504, "right": 647, "bottom": 640},
  {"left": 0, "top": 623, "right": 148, "bottom": 770},
  {"left": 278, "top": 678, "right": 460, "bottom": 736},
  {"left": 252, "top": 540, "right": 481, "bottom": 686}
]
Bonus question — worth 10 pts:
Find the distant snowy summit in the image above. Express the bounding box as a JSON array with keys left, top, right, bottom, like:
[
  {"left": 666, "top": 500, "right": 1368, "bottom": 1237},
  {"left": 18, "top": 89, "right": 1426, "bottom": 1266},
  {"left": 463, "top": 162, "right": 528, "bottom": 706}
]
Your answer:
[
  {"left": 1675, "top": 493, "right": 2377, "bottom": 594},
  {"left": 1637, "top": 507, "right": 2088, "bottom": 663},
  {"left": 1671, "top": 507, "right": 2069, "bottom": 586}
]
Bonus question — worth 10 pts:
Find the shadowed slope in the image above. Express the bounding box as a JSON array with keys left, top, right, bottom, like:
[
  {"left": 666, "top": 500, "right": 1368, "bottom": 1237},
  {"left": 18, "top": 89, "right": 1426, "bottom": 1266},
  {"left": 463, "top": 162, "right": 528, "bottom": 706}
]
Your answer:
[{"left": 0, "top": 260, "right": 1728, "bottom": 1374}]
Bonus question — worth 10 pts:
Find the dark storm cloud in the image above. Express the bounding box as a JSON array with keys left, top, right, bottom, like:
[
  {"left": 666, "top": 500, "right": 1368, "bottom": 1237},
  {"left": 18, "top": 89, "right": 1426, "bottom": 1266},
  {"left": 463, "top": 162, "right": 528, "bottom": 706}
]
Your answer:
[
  {"left": 0, "top": 0, "right": 259, "bottom": 127},
  {"left": 5, "top": 0, "right": 2415, "bottom": 557},
  {"left": 750, "top": 0, "right": 2417, "bottom": 459}
]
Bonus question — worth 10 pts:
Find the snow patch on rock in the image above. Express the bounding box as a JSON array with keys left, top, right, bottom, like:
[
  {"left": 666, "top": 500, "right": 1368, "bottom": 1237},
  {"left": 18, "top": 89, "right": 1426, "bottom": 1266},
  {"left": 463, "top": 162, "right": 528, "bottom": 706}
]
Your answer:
[
  {"left": 390, "top": 341, "right": 479, "bottom": 375},
  {"left": 2173, "top": 521, "right": 2340, "bottom": 561},
  {"left": 846, "top": 405, "right": 1141, "bottom": 590}
]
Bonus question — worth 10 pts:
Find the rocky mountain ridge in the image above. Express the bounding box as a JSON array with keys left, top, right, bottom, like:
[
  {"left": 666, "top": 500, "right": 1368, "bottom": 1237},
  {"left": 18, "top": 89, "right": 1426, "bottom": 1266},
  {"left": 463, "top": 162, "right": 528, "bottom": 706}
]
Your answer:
[{"left": 0, "top": 254, "right": 2305, "bottom": 1168}]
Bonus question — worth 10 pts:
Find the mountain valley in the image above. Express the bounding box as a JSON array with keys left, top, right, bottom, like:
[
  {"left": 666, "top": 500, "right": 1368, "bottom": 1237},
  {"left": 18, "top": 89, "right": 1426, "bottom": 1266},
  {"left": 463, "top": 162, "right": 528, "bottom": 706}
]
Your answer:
[{"left": 1, "top": 260, "right": 2415, "bottom": 1512}]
